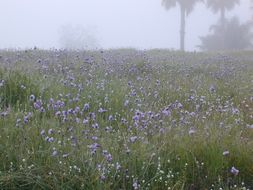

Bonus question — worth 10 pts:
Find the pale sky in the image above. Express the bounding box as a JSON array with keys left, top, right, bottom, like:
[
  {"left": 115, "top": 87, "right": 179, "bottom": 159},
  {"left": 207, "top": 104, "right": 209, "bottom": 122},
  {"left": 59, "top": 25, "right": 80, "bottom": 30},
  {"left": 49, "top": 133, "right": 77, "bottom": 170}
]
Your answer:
[{"left": 0, "top": 0, "right": 251, "bottom": 51}]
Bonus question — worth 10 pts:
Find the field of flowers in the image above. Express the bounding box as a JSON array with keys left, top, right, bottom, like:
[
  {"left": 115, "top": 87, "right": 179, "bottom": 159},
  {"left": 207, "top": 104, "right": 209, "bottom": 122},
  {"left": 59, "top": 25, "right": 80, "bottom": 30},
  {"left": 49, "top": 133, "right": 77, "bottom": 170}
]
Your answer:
[{"left": 0, "top": 49, "right": 252, "bottom": 190}]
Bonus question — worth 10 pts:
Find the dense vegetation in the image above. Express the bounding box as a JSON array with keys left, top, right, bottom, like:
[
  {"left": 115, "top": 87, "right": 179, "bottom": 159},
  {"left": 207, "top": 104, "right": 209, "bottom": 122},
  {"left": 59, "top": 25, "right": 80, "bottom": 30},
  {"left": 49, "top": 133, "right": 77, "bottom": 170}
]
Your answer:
[{"left": 0, "top": 49, "right": 252, "bottom": 190}]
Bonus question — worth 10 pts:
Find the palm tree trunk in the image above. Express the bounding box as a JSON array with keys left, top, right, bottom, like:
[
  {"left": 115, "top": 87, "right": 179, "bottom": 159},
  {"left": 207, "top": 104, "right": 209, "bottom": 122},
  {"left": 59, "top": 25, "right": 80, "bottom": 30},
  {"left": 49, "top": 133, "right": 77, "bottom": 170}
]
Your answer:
[
  {"left": 220, "top": 7, "right": 225, "bottom": 25},
  {"left": 180, "top": 5, "right": 186, "bottom": 51},
  {"left": 220, "top": 7, "right": 225, "bottom": 50}
]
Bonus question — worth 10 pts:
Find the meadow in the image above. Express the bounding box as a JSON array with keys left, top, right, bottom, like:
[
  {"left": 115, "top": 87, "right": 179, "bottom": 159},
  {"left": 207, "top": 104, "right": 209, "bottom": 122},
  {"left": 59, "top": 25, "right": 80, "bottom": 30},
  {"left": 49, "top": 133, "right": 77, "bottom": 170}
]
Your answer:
[{"left": 0, "top": 49, "right": 252, "bottom": 190}]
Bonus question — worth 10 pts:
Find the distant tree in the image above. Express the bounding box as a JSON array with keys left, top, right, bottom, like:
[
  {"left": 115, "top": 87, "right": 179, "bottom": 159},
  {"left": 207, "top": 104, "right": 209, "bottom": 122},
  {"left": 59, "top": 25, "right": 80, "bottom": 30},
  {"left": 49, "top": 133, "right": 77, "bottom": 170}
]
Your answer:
[
  {"left": 58, "top": 24, "right": 100, "bottom": 50},
  {"left": 162, "top": 0, "right": 202, "bottom": 51},
  {"left": 199, "top": 17, "right": 252, "bottom": 51},
  {"left": 206, "top": 0, "right": 240, "bottom": 24},
  {"left": 205, "top": 0, "right": 240, "bottom": 49}
]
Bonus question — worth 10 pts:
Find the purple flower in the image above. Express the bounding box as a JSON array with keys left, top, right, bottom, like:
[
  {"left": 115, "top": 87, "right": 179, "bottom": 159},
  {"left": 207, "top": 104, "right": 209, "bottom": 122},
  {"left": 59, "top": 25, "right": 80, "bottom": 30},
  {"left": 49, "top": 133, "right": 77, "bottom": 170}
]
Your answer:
[
  {"left": 209, "top": 85, "right": 216, "bottom": 93},
  {"left": 91, "top": 136, "right": 98, "bottom": 141},
  {"left": 162, "top": 108, "right": 171, "bottom": 116},
  {"left": 52, "top": 150, "right": 58, "bottom": 156},
  {"left": 83, "top": 103, "right": 90, "bottom": 111},
  {"left": 177, "top": 102, "right": 183, "bottom": 109},
  {"left": 108, "top": 115, "right": 113, "bottom": 121},
  {"left": 62, "top": 110, "right": 68, "bottom": 117},
  {"left": 124, "top": 100, "right": 129, "bottom": 106},
  {"left": 55, "top": 111, "right": 61, "bottom": 116},
  {"left": 90, "top": 112, "right": 96, "bottom": 120},
  {"left": 34, "top": 100, "right": 43, "bottom": 109},
  {"left": 48, "top": 129, "right": 54, "bottom": 135},
  {"left": 230, "top": 166, "right": 239, "bottom": 175},
  {"left": 133, "top": 115, "right": 140, "bottom": 121},
  {"left": 102, "top": 150, "right": 113, "bottom": 162},
  {"left": 62, "top": 153, "right": 69, "bottom": 158},
  {"left": 23, "top": 116, "right": 29, "bottom": 124},
  {"left": 133, "top": 181, "right": 140, "bottom": 190},
  {"left": 88, "top": 143, "right": 100, "bottom": 155},
  {"left": 92, "top": 123, "right": 99, "bottom": 129},
  {"left": 232, "top": 108, "right": 240, "bottom": 115},
  {"left": 45, "top": 136, "right": 54, "bottom": 143},
  {"left": 98, "top": 108, "right": 107, "bottom": 113},
  {"left": 83, "top": 118, "right": 89, "bottom": 124},
  {"left": 129, "top": 136, "right": 138, "bottom": 143},
  {"left": 75, "top": 106, "right": 80, "bottom": 113},
  {"left": 40, "top": 107, "right": 45, "bottom": 112},
  {"left": 40, "top": 129, "right": 45, "bottom": 136}
]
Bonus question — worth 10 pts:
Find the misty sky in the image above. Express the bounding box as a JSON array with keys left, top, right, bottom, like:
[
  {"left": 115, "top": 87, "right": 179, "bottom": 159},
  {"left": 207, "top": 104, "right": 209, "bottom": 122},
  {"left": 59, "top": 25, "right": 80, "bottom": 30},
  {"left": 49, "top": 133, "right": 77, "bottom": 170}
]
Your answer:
[{"left": 0, "top": 0, "right": 251, "bottom": 51}]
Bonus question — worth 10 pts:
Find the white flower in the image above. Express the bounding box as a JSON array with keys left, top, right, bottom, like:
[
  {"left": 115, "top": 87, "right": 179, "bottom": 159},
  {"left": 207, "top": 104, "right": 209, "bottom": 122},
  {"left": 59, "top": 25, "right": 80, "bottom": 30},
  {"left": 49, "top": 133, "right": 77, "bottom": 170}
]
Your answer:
[
  {"left": 223, "top": 150, "right": 229, "bottom": 156},
  {"left": 29, "top": 94, "right": 36, "bottom": 102}
]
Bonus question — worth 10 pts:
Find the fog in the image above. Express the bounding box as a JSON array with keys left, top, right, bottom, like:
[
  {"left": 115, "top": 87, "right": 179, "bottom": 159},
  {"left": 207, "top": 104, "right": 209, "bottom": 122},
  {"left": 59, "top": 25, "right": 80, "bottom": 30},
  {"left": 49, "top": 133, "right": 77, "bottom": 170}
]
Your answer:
[{"left": 0, "top": 0, "right": 251, "bottom": 51}]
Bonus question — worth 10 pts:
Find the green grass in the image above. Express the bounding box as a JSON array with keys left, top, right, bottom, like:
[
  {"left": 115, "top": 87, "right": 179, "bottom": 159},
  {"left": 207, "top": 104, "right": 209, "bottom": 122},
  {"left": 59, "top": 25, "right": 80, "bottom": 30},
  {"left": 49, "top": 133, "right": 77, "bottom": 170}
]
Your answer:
[{"left": 0, "top": 49, "right": 252, "bottom": 189}]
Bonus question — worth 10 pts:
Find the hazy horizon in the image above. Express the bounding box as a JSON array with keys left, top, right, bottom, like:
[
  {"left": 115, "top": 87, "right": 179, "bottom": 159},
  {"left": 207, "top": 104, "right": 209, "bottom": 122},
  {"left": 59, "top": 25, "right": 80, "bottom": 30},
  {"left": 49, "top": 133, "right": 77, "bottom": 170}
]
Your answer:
[{"left": 0, "top": 0, "right": 252, "bottom": 51}]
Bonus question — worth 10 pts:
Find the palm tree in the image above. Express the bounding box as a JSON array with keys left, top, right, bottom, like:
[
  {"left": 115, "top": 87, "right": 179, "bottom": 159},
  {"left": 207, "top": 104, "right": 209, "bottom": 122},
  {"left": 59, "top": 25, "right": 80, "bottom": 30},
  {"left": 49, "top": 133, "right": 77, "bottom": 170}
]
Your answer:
[
  {"left": 206, "top": 0, "right": 240, "bottom": 49},
  {"left": 199, "top": 17, "right": 252, "bottom": 51},
  {"left": 251, "top": 0, "right": 253, "bottom": 22},
  {"left": 206, "top": 0, "right": 240, "bottom": 24},
  {"left": 162, "top": 0, "right": 202, "bottom": 51}
]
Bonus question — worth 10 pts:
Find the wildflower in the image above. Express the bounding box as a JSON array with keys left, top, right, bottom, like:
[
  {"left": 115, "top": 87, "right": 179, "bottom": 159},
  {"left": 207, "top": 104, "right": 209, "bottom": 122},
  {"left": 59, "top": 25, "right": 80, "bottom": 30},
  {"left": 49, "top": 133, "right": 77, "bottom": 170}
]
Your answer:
[
  {"left": 75, "top": 117, "right": 80, "bottom": 123},
  {"left": 55, "top": 111, "right": 61, "bottom": 117},
  {"left": 75, "top": 106, "right": 80, "bottom": 113},
  {"left": 45, "top": 137, "right": 54, "bottom": 143},
  {"left": 98, "top": 107, "right": 107, "bottom": 113},
  {"left": 83, "top": 103, "right": 90, "bottom": 111},
  {"left": 0, "top": 80, "right": 4, "bottom": 87},
  {"left": 209, "top": 85, "right": 216, "bottom": 93},
  {"left": 188, "top": 128, "right": 196, "bottom": 135},
  {"left": 91, "top": 136, "right": 98, "bottom": 141},
  {"left": 124, "top": 100, "right": 129, "bottom": 106},
  {"left": 133, "top": 115, "right": 140, "bottom": 121},
  {"left": 34, "top": 100, "right": 43, "bottom": 109},
  {"left": 29, "top": 94, "right": 36, "bottom": 102},
  {"left": 129, "top": 136, "right": 138, "bottom": 143},
  {"left": 16, "top": 118, "right": 21, "bottom": 126},
  {"left": 116, "top": 162, "right": 121, "bottom": 171},
  {"left": 40, "top": 107, "right": 45, "bottom": 112},
  {"left": 48, "top": 129, "right": 54, "bottom": 135},
  {"left": 90, "top": 112, "right": 96, "bottom": 120},
  {"left": 52, "top": 150, "right": 58, "bottom": 156},
  {"left": 92, "top": 123, "right": 99, "bottom": 129},
  {"left": 230, "top": 166, "right": 239, "bottom": 175},
  {"left": 223, "top": 150, "right": 229, "bottom": 156},
  {"left": 108, "top": 115, "right": 113, "bottom": 121},
  {"left": 177, "top": 102, "right": 183, "bottom": 109},
  {"left": 20, "top": 84, "right": 26, "bottom": 89},
  {"left": 40, "top": 129, "right": 45, "bottom": 136},
  {"left": 162, "top": 108, "right": 171, "bottom": 116},
  {"left": 83, "top": 118, "right": 89, "bottom": 124},
  {"left": 100, "top": 174, "right": 106, "bottom": 181},
  {"left": 88, "top": 143, "right": 100, "bottom": 155},
  {"left": 23, "top": 116, "right": 29, "bottom": 124},
  {"left": 232, "top": 108, "right": 240, "bottom": 115},
  {"left": 62, "top": 153, "right": 69, "bottom": 158},
  {"left": 102, "top": 150, "right": 113, "bottom": 162},
  {"left": 133, "top": 180, "right": 140, "bottom": 190}
]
